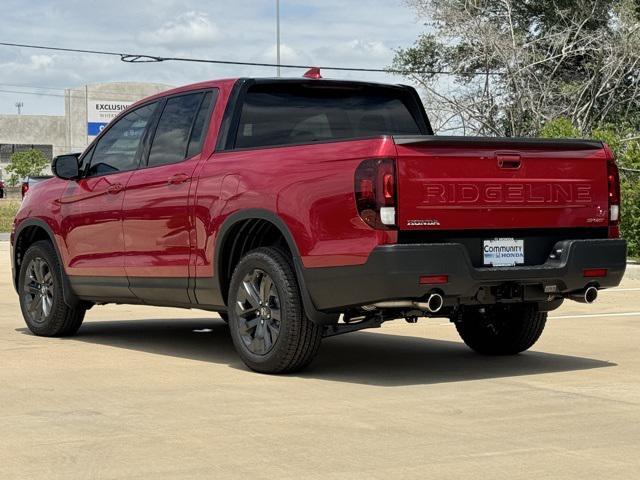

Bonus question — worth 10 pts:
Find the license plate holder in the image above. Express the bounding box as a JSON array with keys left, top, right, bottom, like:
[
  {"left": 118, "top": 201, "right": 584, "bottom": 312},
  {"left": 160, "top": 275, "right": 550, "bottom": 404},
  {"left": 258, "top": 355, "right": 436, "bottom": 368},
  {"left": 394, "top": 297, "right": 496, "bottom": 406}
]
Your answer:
[{"left": 483, "top": 238, "right": 524, "bottom": 266}]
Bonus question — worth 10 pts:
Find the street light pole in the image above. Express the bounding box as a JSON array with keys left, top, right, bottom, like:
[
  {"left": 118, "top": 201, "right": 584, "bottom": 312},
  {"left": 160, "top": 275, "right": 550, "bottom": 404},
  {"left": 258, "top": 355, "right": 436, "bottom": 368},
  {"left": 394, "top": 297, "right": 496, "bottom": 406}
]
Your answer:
[{"left": 276, "top": 0, "right": 281, "bottom": 77}]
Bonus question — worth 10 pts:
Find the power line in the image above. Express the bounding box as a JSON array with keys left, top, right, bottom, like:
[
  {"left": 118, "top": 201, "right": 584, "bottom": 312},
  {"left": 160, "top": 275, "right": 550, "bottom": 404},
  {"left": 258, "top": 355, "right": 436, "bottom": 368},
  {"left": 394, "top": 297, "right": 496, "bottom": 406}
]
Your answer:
[
  {"left": 0, "top": 82, "right": 171, "bottom": 97},
  {"left": 0, "top": 40, "right": 502, "bottom": 76},
  {"left": 0, "top": 85, "right": 170, "bottom": 100},
  {"left": 0, "top": 88, "right": 65, "bottom": 98},
  {"left": 0, "top": 88, "right": 155, "bottom": 99}
]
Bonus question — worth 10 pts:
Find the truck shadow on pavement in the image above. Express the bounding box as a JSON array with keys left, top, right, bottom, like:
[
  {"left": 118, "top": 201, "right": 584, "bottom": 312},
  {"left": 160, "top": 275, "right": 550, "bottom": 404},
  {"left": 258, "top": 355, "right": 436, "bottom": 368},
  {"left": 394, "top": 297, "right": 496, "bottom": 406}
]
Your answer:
[{"left": 17, "top": 318, "right": 615, "bottom": 387}]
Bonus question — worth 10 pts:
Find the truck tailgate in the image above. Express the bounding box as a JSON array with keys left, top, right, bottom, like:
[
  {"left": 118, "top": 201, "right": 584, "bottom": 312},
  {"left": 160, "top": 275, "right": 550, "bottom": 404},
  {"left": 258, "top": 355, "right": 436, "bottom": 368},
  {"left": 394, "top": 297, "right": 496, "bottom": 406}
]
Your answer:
[{"left": 394, "top": 136, "right": 609, "bottom": 232}]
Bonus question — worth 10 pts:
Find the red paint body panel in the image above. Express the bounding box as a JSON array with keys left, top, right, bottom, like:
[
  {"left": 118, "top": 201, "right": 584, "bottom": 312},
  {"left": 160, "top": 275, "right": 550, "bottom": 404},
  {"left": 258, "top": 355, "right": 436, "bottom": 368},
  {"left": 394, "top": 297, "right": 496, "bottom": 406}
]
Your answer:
[
  {"left": 192, "top": 137, "right": 398, "bottom": 277},
  {"left": 122, "top": 158, "right": 198, "bottom": 278},
  {"left": 396, "top": 144, "right": 610, "bottom": 231},
  {"left": 59, "top": 171, "right": 133, "bottom": 276}
]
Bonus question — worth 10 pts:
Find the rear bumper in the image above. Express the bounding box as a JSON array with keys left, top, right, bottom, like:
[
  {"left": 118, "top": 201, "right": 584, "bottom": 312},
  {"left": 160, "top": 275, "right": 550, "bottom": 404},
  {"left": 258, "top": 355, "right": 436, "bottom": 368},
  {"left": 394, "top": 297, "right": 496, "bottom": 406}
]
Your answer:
[{"left": 302, "top": 239, "right": 627, "bottom": 311}]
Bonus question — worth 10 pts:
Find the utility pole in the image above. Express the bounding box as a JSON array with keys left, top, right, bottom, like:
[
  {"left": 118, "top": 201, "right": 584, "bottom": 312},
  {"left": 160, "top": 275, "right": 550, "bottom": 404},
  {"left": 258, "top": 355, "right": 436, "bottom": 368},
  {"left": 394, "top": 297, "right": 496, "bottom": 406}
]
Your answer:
[
  {"left": 15, "top": 101, "right": 23, "bottom": 115},
  {"left": 276, "top": 0, "right": 281, "bottom": 77}
]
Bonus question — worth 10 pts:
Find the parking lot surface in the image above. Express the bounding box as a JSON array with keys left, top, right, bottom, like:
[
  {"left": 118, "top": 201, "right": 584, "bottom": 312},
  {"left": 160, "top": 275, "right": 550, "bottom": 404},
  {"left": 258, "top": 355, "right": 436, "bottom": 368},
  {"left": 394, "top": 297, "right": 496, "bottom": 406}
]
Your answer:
[{"left": 1, "top": 240, "right": 640, "bottom": 479}]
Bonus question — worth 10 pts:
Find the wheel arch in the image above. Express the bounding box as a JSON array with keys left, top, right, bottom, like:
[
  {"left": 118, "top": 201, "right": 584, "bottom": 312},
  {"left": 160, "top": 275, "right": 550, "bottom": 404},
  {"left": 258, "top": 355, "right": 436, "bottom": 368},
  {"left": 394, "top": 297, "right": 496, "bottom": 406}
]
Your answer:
[
  {"left": 13, "top": 219, "right": 80, "bottom": 308},
  {"left": 214, "top": 209, "right": 338, "bottom": 325}
]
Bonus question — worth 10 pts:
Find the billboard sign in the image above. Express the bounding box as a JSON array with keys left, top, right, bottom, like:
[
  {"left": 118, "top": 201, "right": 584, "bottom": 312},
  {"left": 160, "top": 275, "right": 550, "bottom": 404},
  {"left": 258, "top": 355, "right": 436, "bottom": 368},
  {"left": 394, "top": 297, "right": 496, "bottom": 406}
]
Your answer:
[{"left": 87, "top": 100, "right": 133, "bottom": 139}]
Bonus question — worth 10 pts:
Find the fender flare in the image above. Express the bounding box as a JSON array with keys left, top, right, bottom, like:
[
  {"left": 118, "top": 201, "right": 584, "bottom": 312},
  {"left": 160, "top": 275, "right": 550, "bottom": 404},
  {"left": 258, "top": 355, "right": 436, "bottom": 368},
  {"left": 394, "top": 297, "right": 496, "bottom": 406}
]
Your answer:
[
  {"left": 214, "top": 209, "right": 338, "bottom": 325},
  {"left": 13, "top": 218, "right": 80, "bottom": 308}
]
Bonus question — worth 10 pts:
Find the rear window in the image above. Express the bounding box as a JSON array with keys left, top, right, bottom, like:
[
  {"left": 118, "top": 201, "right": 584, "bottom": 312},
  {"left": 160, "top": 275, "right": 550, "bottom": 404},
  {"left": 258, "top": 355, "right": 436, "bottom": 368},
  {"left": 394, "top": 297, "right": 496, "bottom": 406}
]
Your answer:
[{"left": 234, "top": 83, "right": 423, "bottom": 149}]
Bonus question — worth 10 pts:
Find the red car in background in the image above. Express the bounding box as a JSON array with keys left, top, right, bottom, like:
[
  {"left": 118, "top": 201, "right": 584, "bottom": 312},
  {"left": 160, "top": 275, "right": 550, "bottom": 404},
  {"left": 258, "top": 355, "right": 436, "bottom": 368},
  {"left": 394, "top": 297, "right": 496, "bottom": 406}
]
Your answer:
[{"left": 21, "top": 175, "right": 53, "bottom": 199}]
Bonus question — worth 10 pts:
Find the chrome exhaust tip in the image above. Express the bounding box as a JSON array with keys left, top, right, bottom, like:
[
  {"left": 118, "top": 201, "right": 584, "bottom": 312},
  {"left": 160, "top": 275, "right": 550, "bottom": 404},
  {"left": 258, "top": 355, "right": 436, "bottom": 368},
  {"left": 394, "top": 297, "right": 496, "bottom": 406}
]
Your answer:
[
  {"left": 426, "top": 293, "right": 444, "bottom": 313},
  {"left": 369, "top": 293, "right": 445, "bottom": 314},
  {"left": 568, "top": 286, "right": 598, "bottom": 304},
  {"left": 584, "top": 286, "right": 598, "bottom": 304}
]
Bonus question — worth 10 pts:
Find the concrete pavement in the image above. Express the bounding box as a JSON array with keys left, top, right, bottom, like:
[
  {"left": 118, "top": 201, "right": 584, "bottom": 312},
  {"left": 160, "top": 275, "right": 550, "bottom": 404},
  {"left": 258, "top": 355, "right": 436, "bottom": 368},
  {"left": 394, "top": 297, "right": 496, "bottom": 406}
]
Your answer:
[{"left": 1, "top": 240, "right": 639, "bottom": 479}]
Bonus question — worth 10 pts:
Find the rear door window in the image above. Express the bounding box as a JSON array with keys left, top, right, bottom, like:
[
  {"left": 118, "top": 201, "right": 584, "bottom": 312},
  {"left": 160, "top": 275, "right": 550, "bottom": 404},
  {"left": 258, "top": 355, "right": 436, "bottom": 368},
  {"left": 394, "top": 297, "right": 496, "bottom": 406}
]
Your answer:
[
  {"left": 234, "top": 83, "right": 423, "bottom": 149},
  {"left": 146, "top": 90, "right": 217, "bottom": 167},
  {"left": 147, "top": 93, "right": 203, "bottom": 167},
  {"left": 187, "top": 91, "right": 217, "bottom": 158}
]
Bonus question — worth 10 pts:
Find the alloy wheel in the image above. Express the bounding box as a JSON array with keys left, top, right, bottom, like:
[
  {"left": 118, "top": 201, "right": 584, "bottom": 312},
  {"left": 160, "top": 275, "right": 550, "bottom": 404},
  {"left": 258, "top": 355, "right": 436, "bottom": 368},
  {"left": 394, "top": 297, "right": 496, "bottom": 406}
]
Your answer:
[
  {"left": 234, "top": 268, "right": 282, "bottom": 355},
  {"left": 22, "top": 257, "right": 54, "bottom": 324}
]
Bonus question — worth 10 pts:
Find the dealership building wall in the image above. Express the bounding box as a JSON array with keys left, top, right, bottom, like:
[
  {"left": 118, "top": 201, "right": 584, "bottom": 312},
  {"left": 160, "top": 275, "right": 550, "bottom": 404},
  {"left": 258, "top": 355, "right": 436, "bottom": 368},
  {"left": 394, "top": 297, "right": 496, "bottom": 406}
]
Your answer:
[{"left": 0, "top": 82, "right": 171, "bottom": 180}]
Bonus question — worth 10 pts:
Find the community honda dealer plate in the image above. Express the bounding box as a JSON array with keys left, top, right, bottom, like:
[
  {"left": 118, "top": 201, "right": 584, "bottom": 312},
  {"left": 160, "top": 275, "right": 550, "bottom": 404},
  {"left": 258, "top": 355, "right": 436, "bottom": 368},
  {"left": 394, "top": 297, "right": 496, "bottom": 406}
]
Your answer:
[{"left": 483, "top": 238, "right": 524, "bottom": 266}]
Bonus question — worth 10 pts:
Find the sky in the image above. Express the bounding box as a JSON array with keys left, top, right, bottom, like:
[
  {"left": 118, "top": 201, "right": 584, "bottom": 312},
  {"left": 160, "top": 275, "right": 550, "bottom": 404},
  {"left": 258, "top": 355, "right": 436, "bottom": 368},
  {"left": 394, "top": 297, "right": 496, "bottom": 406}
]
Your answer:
[{"left": 0, "top": 0, "right": 425, "bottom": 116}]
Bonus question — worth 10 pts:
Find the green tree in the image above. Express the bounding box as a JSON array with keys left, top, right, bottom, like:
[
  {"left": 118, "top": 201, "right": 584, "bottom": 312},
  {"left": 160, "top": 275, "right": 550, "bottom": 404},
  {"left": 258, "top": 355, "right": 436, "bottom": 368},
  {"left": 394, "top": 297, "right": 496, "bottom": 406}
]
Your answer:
[{"left": 5, "top": 149, "right": 49, "bottom": 186}]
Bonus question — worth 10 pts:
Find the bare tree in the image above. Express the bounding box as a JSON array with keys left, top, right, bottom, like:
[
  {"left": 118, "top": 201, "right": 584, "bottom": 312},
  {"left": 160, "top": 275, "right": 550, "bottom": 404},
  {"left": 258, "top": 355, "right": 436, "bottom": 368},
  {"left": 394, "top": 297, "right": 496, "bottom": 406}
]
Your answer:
[{"left": 392, "top": 0, "right": 640, "bottom": 136}]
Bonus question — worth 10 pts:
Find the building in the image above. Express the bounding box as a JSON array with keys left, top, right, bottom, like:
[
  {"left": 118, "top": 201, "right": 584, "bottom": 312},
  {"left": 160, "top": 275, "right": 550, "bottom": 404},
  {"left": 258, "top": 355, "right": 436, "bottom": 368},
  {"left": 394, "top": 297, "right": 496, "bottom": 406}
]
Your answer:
[{"left": 0, "top": 81, "right": 172, "bottom": 180}]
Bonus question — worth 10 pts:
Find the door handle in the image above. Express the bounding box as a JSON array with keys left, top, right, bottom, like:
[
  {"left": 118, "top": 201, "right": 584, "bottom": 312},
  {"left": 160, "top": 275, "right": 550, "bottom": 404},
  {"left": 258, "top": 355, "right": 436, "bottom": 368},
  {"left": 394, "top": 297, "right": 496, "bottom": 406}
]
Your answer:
[
  {"left": 106, "top": 183, "right": 123, "bottom": 194},
  {"left": 497, "top": 154, "right": 521, "bottom": 169},
  {"left": 167, "top": 173, "right": 191, "bottom": 185}
]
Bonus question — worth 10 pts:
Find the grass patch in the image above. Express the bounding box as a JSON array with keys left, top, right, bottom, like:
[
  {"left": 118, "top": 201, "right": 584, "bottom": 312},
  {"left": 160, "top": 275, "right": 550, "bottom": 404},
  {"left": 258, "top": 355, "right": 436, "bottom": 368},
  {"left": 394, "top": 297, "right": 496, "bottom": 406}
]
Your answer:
[{"left": 0, "top": 201, "right": 20, "bottom": 232}]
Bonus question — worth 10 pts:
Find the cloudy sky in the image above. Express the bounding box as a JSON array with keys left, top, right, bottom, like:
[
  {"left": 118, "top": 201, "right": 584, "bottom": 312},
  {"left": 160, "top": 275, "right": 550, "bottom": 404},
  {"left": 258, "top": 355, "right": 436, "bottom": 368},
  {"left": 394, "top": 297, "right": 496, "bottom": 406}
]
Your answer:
[{"left": 0, "top": 0, "right": 425, "bottom": 116}]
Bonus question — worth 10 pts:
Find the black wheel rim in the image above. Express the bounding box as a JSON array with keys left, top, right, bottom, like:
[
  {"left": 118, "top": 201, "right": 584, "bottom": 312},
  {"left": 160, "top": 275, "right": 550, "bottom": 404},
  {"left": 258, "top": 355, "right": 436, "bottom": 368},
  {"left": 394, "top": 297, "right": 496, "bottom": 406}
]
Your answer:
[
  {"left": 22, "top": 257, "right": 54, "bottom": 324},
  {"left": 234, "top": 268, "right": 281, "bottom": 355}
]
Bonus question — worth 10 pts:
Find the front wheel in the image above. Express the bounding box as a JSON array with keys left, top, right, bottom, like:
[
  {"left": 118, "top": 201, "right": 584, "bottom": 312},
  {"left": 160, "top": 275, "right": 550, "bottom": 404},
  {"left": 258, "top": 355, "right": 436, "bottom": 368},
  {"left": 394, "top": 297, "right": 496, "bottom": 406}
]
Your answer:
[
  {"left": 228, "top": 247, "right": 322, "bottom": 373},
  {"left": 18, "top": 240, "right": 86, "bottom": 337},
  {"left": 455, "top": 304, "right": 546, "bottom": 355}
]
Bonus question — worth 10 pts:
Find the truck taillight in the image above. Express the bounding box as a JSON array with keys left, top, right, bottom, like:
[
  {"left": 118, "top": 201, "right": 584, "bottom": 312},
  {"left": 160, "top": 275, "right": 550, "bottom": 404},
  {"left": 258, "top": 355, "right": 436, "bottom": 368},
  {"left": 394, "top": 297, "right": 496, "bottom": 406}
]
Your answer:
[
  {"left": 607, "top": 157, "right": 621, "bottom": 238},
  {"left": 355, "top": 158, "right": 397, "bottom": 229},
  {"left": 21, "top": 182, "right": 29, "bottom": 198}
]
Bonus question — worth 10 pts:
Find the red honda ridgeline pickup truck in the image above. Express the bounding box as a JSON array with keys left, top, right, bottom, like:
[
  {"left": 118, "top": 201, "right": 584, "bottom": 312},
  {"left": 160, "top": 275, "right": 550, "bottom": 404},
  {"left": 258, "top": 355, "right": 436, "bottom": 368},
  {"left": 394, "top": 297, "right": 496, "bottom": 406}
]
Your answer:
[{"left": 11, "top": 76, "right": 627, "bottom": 373}]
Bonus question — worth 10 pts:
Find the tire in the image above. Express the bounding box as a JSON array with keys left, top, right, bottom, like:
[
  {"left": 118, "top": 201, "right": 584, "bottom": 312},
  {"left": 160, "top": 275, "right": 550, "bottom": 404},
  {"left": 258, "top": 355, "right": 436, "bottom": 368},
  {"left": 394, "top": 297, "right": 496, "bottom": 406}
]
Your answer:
[
  {"left": 228, "top": 247, "right": 322, "bottom": 373},
  {"left": 18, "top": 240, "right": 86, "bottom": 337},
  {"left": 455, "top": 304, "right": 546, "bottom": 355}
]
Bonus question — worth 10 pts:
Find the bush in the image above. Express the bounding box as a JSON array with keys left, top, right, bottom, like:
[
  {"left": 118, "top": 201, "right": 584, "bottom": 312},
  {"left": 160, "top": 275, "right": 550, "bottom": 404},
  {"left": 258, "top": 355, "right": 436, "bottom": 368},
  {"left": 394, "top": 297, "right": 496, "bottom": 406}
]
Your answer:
[
  {"left": 621, "top": 178, "right": 640, "bottom": 258},
  {"left": 0, "top": 201, "right": 20, "bottom": 233}
]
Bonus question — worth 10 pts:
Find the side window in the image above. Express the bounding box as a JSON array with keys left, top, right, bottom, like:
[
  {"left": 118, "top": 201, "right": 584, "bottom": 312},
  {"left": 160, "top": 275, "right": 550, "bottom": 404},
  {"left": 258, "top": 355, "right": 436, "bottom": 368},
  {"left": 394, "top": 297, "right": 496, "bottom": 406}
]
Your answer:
[
  {"left": 148, "top": 91, "right": 215, "bottom": 167},
  {"left": 87, "top": 102, "right": 158, "bottom": 177},
  {"left": 187, "top": 91, "right": 216, "bottom": 158}
]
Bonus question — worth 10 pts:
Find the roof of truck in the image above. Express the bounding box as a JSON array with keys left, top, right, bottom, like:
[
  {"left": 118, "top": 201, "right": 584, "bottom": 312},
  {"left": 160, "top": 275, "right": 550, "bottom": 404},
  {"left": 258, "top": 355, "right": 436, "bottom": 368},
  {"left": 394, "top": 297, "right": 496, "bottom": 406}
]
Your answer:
[{"left": 131, "top": 76, "right": 413, "bottom": 110}]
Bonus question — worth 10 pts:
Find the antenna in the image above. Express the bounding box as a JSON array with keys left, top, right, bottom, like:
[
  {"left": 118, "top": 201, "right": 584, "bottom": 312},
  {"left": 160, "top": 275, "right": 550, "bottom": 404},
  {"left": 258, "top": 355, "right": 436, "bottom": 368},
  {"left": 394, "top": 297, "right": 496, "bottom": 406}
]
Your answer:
[
  {"left": 303, "top": 67, "right": 322, "bottom": 79},
  {"left": 15, "top": 101, "right": 24, "bottom": 115}
]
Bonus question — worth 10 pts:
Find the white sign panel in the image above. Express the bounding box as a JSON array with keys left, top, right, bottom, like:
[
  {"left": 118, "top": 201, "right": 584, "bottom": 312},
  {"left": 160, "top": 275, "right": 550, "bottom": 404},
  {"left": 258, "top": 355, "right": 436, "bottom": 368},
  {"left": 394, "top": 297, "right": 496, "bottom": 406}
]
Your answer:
[
  {"left": 87, "top": 100, "right": 133, "bottom": 140},
  {"left": 483, "top": 238, "right": 525, "bottom": 266}
]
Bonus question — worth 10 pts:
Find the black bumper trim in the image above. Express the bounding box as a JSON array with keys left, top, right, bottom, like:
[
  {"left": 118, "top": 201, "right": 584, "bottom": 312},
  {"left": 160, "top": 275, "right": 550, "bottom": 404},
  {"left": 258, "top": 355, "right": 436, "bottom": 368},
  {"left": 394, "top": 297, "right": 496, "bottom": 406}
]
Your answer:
[{"left": 302, "top": 239, "right": 627, "bottom": 311}]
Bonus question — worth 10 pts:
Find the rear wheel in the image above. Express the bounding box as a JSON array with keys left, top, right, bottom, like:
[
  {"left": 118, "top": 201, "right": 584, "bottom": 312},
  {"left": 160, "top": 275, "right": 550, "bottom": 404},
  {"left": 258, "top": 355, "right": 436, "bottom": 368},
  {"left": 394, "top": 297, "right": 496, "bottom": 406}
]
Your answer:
[
  {"left": 18, "top": 240, "right": 86, "bottom": 337},
  {"left": 455, "top": 304, "right": 546, "bottom": 355},
  {"left": 228, "top": 247, "right": 322, "bottom": 373}
]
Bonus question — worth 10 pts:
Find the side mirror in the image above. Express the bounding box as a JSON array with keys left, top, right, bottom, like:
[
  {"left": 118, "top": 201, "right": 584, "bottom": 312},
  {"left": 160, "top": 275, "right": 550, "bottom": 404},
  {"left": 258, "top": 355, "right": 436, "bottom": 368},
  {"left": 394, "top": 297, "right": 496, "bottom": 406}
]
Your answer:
[{"left": 52, "top": 153, "right": 80, "bottom": 180}]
